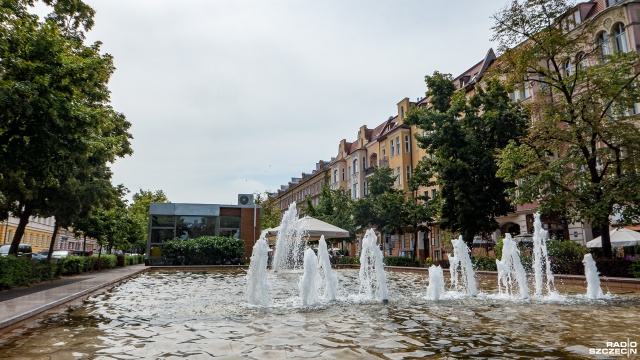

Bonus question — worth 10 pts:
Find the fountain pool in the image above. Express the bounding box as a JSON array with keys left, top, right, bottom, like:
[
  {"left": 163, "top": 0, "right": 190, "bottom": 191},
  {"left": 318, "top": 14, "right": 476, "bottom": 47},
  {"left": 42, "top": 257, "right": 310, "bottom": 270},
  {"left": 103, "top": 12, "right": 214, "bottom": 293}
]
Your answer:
[{"left": 1, "top": 269, "right": 638, "bottom": 359}]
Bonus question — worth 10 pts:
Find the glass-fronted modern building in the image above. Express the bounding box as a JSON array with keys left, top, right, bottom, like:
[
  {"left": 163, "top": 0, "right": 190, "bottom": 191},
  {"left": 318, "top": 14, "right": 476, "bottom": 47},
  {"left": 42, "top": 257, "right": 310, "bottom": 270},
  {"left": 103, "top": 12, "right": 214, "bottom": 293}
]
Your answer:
[{"left": 146, "top": 203, "right": 262, "bottom": 265}]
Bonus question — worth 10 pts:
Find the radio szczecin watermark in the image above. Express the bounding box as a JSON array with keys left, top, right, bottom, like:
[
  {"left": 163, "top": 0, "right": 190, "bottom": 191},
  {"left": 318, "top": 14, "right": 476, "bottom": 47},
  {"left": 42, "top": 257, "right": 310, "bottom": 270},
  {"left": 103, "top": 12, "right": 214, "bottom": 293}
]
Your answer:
[{"left": 589, "top": 339, "right": 638, "bottom": 357}]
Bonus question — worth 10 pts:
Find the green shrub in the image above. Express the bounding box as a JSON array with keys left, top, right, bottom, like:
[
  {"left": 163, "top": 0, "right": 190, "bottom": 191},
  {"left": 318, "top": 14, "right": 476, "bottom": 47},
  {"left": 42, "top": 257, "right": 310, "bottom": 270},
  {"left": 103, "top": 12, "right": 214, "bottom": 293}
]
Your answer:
[
  {"left": 383, "top": 256, "right": 418, "bottom": 267},
  {"left": 473, "top": 256, "right": 497, "bottom": 271},
  {"left": 337, "top": 256, "right": 360, "bottom": 265},
  {"left": 31, "top": 260, "right": 56, "bottom": 282},
  {"left": 547, "top": 240, "right": 589, "bottom": 262},
  {"left": 0, "top": 256, "right": 32, "bottom": 289},
  {"left": 162, "top": 236, "right": 244, "bottom": 265},
  {"left": 546, "top": 240, "right": 588, "bottom": 275},
  {"left": 630, "top": 258, "right": 640, "bottom": 278},
  {"left": 57, "top": 256, "right": 95, "bottom": 275},
  {"left": 594, "top": 258, "right": 632, "bottom": 277},
  {"left": 494, "top": 238, "right": 504, "bottom": 260},
  {"left": 95, "top": 254, "right": 117, "bottom": 269}
]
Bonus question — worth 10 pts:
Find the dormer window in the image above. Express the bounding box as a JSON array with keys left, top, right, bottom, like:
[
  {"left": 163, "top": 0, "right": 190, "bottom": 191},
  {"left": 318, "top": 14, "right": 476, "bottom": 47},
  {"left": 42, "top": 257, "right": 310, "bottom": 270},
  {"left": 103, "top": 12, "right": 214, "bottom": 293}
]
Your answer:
[
  {"left": 562, "top": 10, "right": 581, "bottom": 31},
  {"left": 606, "top": 0, "right": 620, "bottom": 7}
]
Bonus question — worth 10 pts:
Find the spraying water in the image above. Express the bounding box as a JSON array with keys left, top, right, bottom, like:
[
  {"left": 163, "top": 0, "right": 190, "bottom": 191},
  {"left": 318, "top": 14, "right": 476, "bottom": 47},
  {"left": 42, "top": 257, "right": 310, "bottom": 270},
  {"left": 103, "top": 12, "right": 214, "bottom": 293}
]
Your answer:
[
  {"left": 449, "top": 236, "right": 477, "bottom": 296},
  {"left": 359, "top": 229, "right": 389, "bottom": 301},
  {"left": 245, "top": 232, "right": 270, "bottom": 306},
  {"left": 583, "top": 253, "right": 605, "bottom": 299},
  {"left": 532, "top": 213, "right": 555, "bottom": 296},
  {"left": 426, "top": 265, "right": 445, "bottom": 301},
  {"left": 272, "top": 202, "right": 305, "bottom": 272},
  {"left": 496, "top": 233, "right": 529, "bottom": 299},
  {"left": 299, "top": 248, "right": 321, "bottom": 306},
  {"left": 317, "top": 236, "right": 338, "bottom": 301}
]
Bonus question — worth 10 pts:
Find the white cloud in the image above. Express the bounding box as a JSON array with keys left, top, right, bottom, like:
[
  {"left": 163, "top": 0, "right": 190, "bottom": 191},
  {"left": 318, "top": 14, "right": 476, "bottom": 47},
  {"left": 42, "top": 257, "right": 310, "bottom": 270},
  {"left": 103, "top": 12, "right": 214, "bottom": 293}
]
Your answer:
[{"left": 59, "top": 0, "right": 511, "bottom": 204}]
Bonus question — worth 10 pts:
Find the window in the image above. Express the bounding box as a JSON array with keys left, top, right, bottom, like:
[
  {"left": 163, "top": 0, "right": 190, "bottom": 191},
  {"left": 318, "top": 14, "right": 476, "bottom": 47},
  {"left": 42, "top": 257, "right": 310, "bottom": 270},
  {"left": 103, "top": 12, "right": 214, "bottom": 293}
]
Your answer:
[
  {"left": 511, "top": 82, "right": 531, "bottom": 101},
  {"left": 613, "top": 23, "right": 628, "bottom": 53},
  {"left": 390, "top": 140, "right": 395, "bottom": 156},
  {"left": 406, "top": 165, "right": 411, "bottom": 181},
  {"left": 564, "top": 58, "right": 573, "bottom": 77},
  {"left": 334, "top": 169, "right": 338, "bottom": 183},
  {"left": 395, "top": 136, "right": 400, "bottom": 155},
  {"left": 576, "top": 52, "right": 587, "bottom": 71},
  {"left": 404, "top": 135, "right": 410, "bottom": 153},
  {"left": 342, "top": 168, "right": 345, "bottom": 181},
  {"left": 431, "top": 189, "right": 437, "bottom": 199},
  {"left": 353, "top": 184, "right": 357, "bottom": 199},
  {"left": 364, "top": 181, "right": 368, "bottom": 196},
  {"left": 397, "top": 166, "right": 402, "bottom": 185},
  {"left": 606, "top": 0, "right": 620, "bottom": 7},
  {"left": 348, "top": 166, "right": 351, "bottom": 178},
  {"left": 362, "top": 157, "right": 366, "bottom": 171},
  {"left": 353, "top": 159, "right": 358, "bottom": 174},
  {"left": 598, "top": 32, "right": 612, "bottom": 62}
]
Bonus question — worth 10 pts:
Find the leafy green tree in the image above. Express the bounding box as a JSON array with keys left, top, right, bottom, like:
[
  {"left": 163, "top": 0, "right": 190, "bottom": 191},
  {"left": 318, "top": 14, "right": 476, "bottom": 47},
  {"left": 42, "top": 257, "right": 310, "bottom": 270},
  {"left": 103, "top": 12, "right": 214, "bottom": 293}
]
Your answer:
[
  {"left": 353, "top": 167, "right": 398, "bottom": 234},
  {"left": 492, "top": 0, "right": 640, "bottom": 257},
  {"left": 304, "top": 185, "right": 356, "bottom": 244},
  {"left": 254, "top": 191, "right": 281, "bottom": 230},
  {"left": 0, "top": 1, "right": 132, "bottom": 255},
  {"left": 405, "top": 73, "right": 527, "bottom": 246},
  {"left": 128, "top": 189, "right": 169, "bottom": 252}
]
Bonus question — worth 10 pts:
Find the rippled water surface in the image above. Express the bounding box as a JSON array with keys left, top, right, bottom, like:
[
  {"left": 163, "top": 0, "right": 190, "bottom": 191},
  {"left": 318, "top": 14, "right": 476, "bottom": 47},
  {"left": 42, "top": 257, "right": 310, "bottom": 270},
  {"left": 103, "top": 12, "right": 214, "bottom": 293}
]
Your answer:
[{"left": 1, "top": 270, "right": 639, "bottom": 359}]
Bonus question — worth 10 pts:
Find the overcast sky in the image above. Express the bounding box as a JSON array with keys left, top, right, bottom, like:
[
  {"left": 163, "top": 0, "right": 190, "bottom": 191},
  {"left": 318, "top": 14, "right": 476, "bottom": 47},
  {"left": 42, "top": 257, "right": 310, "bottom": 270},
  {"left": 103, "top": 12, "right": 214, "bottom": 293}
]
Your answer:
[{"left": 40, "top": 0, "right": 510, "bottom": 205}]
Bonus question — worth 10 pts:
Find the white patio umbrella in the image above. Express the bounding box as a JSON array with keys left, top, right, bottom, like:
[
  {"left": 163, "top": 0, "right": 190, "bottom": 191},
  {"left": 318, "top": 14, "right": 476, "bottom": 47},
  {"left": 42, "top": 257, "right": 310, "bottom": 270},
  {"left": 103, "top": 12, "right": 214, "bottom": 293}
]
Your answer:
[
  {"left": 586, "top": 228, "right": 640, "bottom": 248},
  {"left": 264, "top": 216, "right": 351, "bottom": 240}
]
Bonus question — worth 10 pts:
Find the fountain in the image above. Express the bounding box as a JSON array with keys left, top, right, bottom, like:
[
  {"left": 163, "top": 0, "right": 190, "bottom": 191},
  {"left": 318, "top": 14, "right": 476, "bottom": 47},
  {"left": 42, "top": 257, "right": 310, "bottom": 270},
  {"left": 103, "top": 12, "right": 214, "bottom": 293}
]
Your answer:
[
  {"left": 317, "top": 236, "right": 338, "bottom": 301},
  {"left": 425, "top": 265, "right": 445, "bottom": 300},
  {"left": 272, "top": 202, "right": 305, "bottom": 272},
  {"left": 449, "top": 235, "right": 477, "bottom": 296},
  {"left": 358, "top": 228, "right": 389, "bottom": 302},
  {"left": 496, "top": 233, "right": 529, "bottom": 299},
  {"left": 583, "top": 253, "right": 605, "bottom": 299},
  {"left": 5, "top": 202, "right": 638, "bottom": 359},
  {"left": 299, "top": 248, "right": 322, "bottom": 306},
  {"left": 245, "top": 231, "right": 270, "bottom": 306},
  {"left": 532, "top": 213, "right": 555, "bottom": 296}
]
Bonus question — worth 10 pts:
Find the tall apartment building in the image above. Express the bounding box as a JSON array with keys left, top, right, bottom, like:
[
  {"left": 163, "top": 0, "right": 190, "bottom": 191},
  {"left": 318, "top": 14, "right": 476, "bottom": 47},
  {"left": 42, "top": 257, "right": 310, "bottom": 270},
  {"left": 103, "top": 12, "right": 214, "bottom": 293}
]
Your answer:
[
  {"left": 1, "top": 215, "right": 99, "bottom": 253},
  {"left": 271, "top": 0, "right": 640, "bottom": 258},
  {"left": 274, "top": 160, "right": 331, "bottom": 214}
]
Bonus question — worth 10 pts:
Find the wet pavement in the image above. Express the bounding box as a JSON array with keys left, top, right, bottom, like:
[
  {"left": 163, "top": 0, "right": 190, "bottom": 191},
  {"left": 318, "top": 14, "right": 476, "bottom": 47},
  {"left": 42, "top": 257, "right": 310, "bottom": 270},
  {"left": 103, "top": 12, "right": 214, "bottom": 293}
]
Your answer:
[{"left": 0, "top": 264, "right": 148, "bottom": 332}]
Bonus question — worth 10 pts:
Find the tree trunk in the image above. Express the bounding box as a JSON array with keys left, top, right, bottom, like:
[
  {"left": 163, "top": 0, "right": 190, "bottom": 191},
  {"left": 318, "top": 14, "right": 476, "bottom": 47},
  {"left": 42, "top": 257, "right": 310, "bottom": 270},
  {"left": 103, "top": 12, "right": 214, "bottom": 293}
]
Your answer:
[
  {"left": 9, "top": 204, "right": 33, "bottom": 255},
  {"left": 423, "top": 232, "right": 430, "bottom": 261},
  {"left": 46, "top": 220, "right": 59, "bottom": 261},
  {"left": 600, "top": 223, "right": 612, "bottom": 258},
  {"left": 412, "top": 231, "right": 418, "bottom": 261}
]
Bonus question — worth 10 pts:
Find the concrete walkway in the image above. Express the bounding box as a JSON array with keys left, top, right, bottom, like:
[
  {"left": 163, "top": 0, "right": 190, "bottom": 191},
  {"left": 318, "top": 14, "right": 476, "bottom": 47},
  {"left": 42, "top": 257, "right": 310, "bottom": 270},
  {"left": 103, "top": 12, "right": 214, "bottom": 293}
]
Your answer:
[{"left": 0, "top": 264, "right": 148, "bottom": 335}]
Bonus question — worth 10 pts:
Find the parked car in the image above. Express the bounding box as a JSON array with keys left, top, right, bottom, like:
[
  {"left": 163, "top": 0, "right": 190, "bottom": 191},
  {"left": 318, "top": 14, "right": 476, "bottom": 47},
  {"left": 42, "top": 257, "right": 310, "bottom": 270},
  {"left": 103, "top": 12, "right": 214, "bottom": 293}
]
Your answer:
[
  {"left": 33, "top": 250, "right": 50, "bottom": 261},
  {"left": 0, "top": 244, "right": 33, "bottom": 259},
  {"left": 51, "top": 250, "right": 72, "bottom": 259},
  {"left": 472, "top": 236, "right": 496, "bottom": 249},
  {"left": 514, "top": 233, "right": 534, "bottom": 248},
  {"left": 71, "top": 250, "right": 93, "bottom": 256}
]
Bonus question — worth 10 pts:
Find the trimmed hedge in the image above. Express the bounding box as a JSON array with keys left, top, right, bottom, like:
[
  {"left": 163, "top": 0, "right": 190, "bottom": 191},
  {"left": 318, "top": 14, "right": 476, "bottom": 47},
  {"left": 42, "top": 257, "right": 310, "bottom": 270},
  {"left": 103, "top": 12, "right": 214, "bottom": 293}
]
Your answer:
[
  {"left": 383, "top": 256, "right": 419, "bottom": 267},
  {"left": 162, "top": 236, "right": 244, "bottom": 265},
  {"left": 0, "top": 254, "right": 141, "bottom": 291},
  {"left": 472, "top": 256, "right": 497, "bottom": 271}
]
